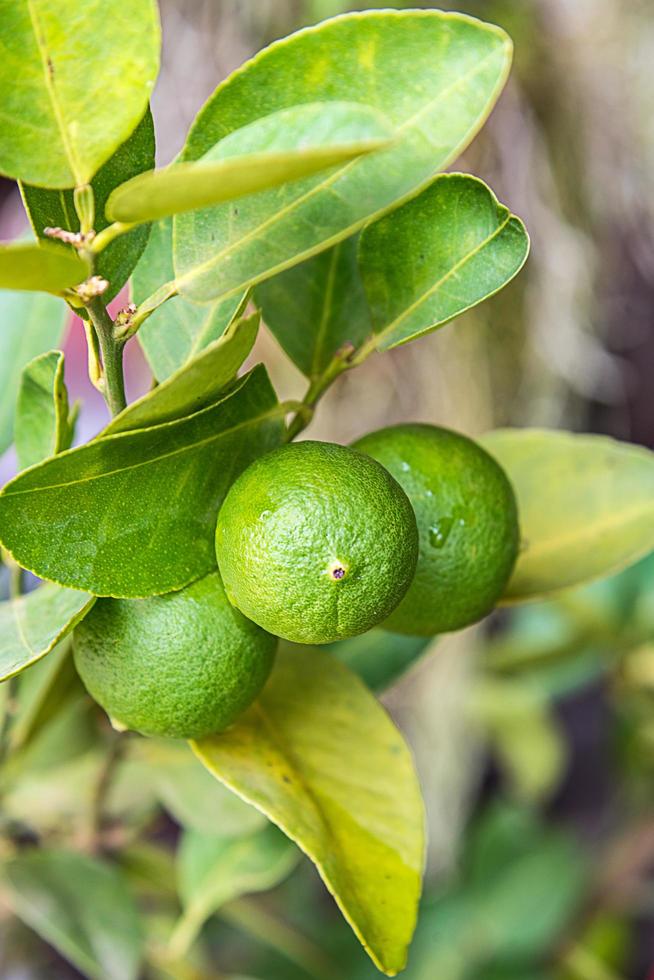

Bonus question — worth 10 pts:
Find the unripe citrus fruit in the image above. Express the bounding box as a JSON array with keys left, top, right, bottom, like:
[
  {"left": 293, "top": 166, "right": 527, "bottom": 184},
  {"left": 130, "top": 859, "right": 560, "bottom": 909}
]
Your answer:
[
  {"left": 73, "top": 572, "right": 276, "bottom": 739},
  {"left": 353, "top": 424, "right": 519, "bottom": 635},
  {"left": 215, "top": 441, "right": 418, "bottom": 644}
]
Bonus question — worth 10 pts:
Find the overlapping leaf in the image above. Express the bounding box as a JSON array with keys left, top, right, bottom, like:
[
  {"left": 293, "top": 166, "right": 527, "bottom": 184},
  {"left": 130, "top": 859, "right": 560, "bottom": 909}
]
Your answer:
[
  {"left": 0, "top": 0, "right": 160, "bottom": 187},
  {"left": 107, "top": 102, "right": 393, "bottom": 223},
  {"left": 0, "top": 290, "right": 68, "bottom": 455},
  {"left": 0, "top": 366, "right": 284, "bottom": 597},
  {"left": 169, "top": 825, "right": 298, "bottom": 958},
  {"left": 22, "top": 110, "right": 155, "bottom": 301},
  {"left": 15, "top": 350, "right": 75, "bottom": 470},
  {"left": 174, "top": 10, "right": 512, "bottom": 303},
  {"left": 482, "top": 428, "right": 654, "bottom": 601},
  {"left": 193, "top": 646, "right": 425, "bottom": 977},
  {"left": 0, "top": 583, "right": 93, "bottom": 684},
  {"left": 135, "top": 740, "right": 265, "bottom": 838},
  {"left": 106, "top": 312, "right": 259, "bottom": 434},
  {"left": 358, "top": 174, "right": 529, "bottom": 350},
  {"left": 0, "top": 242, "right": 87, "bottom": 294},
  {"left": 132, "top": 217, "right": 244, "bottom": 380},
  {"left": 1, "top": 849, "right": 143, "bottom": 980},
  {"left": 256, "top": 236, "right": 370, "bottom": 378}
]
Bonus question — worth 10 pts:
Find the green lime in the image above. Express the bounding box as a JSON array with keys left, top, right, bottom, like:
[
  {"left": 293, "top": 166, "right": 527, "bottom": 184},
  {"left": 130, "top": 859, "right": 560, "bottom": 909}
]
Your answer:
[
  {"left": 353, "top": 424, "right": 519, "bottom": 635},
  {"left": 73, "top": 572, "right": 276, "bottom": 739},
  {"left": 215, "top": 441, "right": 418, "bottom": 645}
]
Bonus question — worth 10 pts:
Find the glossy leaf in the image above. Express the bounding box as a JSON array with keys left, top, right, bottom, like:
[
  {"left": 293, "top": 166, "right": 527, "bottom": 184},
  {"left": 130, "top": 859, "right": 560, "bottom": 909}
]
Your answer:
[
  {"left": 482, "top": 429, "right": 654, "bottom": 601},
  {"left": 22, "top": 110, "right": 155, "bottom": 302},
  {"left": 170, "top": 825, "right": 298, "bottom": 958},
  {"left": 0, "top": 366, "right": 284, "bottom": 597},
  {"left": 136, "top": 740, "right": 265, "bottom": 838},
  {"left": 15, "top": 350, "right": 74, "bottom": 470},
  {"left": 0, "top": 290, "right": 68, "bottom": 455},
  {"left": 326, "top": 630, "right": 433, "bottom": 693},
  {"left": 0, "top": 242, "right": 87, "bottom": 294},
  {"left": 193, "top": 646, "right": 424, "bottom": 977},
  {"left": 105, "top": 312, "right": 260, "bottom": 434},
  {"left": 174, "top": 10, "right": 512, "bottom": 304},
  {"left": 108, "top": 102, "right": 393, "bottom": 224},
  {"left": 256, "top": 236, "right": 370, "bottom": 378},
  {"left": 0, "top": 0, "right": 160, "bottom": 187},
  {"left": 358, "top": 174, "right": 529, "bottom": 351},
  {"left": 1, "top": 849, "right": 143, "bottom": 980},
  {"left": 132, "top": 217, "right": 244, "bottom": 380},
  {"left": 0, "top": 583, "right": 93, "bottom": 682}
]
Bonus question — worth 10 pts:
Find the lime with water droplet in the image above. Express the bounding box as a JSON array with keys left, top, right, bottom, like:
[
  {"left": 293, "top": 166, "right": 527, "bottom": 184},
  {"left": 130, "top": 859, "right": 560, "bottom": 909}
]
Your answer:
[{"left": 353, "top": 424, "right": 519, "bottom": 635}]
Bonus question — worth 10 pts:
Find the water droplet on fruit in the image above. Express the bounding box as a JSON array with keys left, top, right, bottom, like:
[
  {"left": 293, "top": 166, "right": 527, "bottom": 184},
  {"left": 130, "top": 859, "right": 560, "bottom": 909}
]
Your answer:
[
  {"left": 259, "top": 509, "right": 272, "bottom": 521},
  {"left": 400, "top": 461, "right": 410, "bottom": 472},
  {"left": 429, "top": 517, "right": 454, "bottom": 549}
]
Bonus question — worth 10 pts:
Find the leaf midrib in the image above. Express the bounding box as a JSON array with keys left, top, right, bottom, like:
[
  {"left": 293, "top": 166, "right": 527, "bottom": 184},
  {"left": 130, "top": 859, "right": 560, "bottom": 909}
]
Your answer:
[
  {"left": 373, "top": 209, "right": 512, "bottom": 343},
  {"left": 26, "top": 0, "right": 81, "bottom": 185},
  {"left": 2, "top": 403, "right": 285, "bottom": 498}
]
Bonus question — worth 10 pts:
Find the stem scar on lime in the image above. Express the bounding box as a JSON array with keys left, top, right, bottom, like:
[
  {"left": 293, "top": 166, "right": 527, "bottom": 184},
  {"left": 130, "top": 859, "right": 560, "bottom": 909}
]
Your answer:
[{"left": 215, "top": 441, "right": 418, "bottom": 645}]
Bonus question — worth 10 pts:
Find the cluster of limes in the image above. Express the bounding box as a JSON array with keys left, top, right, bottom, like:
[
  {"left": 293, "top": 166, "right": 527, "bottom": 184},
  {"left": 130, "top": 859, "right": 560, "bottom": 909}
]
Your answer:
[{"left": 74, "top": 425, "right": 520, "bottom": 739}]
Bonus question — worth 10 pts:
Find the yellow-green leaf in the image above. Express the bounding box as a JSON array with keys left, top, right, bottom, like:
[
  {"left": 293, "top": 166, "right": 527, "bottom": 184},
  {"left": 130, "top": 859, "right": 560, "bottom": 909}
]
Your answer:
[
  {"left": 482, "top": 428, "right": 654, "bottom": 601},
  {"left": 0, "top": 0, "right": 160, "bottom": 188},
  {"left": 0, "top": 242, "right": 87, "bottom": 294},
  {"left": 107, "top": 101, "right": 393, "bottom": 223},
  {"left": 193, "top": 646, "right": 424, "bottom": 976}
]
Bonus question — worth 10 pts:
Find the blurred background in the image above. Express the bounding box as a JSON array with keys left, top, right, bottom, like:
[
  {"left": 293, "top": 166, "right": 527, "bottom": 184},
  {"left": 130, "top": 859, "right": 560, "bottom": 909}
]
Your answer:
[{"left": 1, "top": 1, "right": 654, "bottom": 978}]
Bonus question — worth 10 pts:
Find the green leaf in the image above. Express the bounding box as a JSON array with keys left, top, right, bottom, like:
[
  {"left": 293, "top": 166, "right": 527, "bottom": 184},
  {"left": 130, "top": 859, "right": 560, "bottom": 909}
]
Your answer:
[
  {"left": 0, "top": 0, "right": 160, "bottom": 187},
  {"left": 0, "top": 366, "right": 284, "bottom": 597},
  {"left": 358, "top": 174, "right": 529, "bottom": 351},
  {"left": 0, "top": 242, "right": 87, "bottom": 294},
  {"left": 108, "top": 102, "right": 393, "bottom": 224},
  {"left": 132, "top": 217, "right": 244, "bottom": 381},
  {"left": 21, "top": 109, "right": 155, "bottom": 302},
  {"left": 0, "top": 290, "right": 68, "bottom": 455},
  {"left": 0, "top": 583, "right": 93, "bottom": 682},
  {"left": 481, "top": 429, "right": 654, "bottom": 601},
  {"left": 169, "top": 825, "right": 298, "bottom": 958},
  {"left": 136, "top": 740, "right": 266, "bottom": 838},
  {"left": 174, "top": 10, "right": 512, "bottom": 304},
  {"left": 105, "top": 312, "right": 260, "bottom": 434},
  {"left": 256, "top": 236, "right": 370, "bottom": 378},
  {"left": 193, "top": 646, "right": 424, "bottom": 977},
  {"left": 326, "top": 630, "right": 433, "bottom": 693},
  {"left": 15, "top": 350, "right": 74, "bottom": 470},
  {"left": 1, "top": 849, "right": 143, "bottom": 980}
]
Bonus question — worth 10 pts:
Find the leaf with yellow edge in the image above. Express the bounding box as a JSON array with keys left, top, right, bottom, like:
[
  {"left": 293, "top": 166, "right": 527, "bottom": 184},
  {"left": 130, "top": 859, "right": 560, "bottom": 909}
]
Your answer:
[
  {"left": 482, "top": 428, "right": 654, "bottom": 601},
  {"left": 192, "top": 646, "right": 424, "bottom": 976}
]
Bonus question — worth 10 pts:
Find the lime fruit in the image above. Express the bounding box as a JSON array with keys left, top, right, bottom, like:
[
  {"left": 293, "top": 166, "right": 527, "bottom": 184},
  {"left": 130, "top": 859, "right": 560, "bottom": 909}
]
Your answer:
[
  {"left": 353, "top": 424, "right": 519, "bottom": 635},
  {"left": 215, "top": 441, "right": 418, "bottom": 644},
  {"left": 73, "top": 572, "right": 276, "bottom": 739}
]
